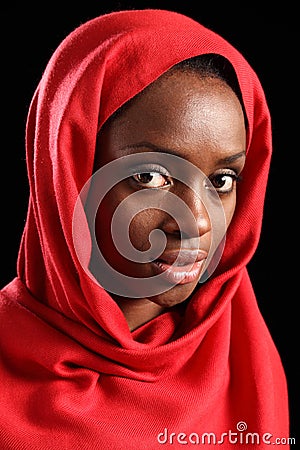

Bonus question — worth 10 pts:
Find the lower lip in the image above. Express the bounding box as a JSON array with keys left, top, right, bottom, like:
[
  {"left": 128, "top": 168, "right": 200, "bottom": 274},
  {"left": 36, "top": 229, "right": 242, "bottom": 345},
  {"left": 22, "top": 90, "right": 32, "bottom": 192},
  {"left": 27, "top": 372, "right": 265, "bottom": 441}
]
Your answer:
[{"left": 152, "top": 260, "right": 205, "bottom": 285}]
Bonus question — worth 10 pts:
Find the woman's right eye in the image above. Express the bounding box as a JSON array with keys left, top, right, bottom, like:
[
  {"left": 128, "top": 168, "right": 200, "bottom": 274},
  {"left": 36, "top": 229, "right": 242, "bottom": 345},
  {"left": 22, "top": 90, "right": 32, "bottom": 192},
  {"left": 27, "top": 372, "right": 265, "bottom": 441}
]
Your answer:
[{"left": 132, "top": 172, "right": 170, "bottom": 188}]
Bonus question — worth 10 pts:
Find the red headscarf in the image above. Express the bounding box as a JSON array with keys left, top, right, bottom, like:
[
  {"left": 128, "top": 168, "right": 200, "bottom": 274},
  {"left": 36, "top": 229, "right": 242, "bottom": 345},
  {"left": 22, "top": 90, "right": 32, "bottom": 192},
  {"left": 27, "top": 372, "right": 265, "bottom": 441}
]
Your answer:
[{"left": 0, "top": 9, "right": 289, "bottom": 449}]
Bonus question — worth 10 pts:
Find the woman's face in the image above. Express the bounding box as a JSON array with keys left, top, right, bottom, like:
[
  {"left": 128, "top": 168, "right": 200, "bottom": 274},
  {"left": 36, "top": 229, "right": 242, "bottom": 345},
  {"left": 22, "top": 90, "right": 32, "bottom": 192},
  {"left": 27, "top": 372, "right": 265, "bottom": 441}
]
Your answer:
[{"left": 93, "top": 69, "right": 246, "bottom": 309}]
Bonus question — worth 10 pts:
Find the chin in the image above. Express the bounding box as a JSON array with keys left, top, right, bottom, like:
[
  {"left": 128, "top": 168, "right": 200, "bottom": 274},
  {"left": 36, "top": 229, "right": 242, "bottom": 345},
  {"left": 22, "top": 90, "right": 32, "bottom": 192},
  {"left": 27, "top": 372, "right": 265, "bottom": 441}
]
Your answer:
[{"left": 147, "top": 280, "right": 199, "bottom": 309}]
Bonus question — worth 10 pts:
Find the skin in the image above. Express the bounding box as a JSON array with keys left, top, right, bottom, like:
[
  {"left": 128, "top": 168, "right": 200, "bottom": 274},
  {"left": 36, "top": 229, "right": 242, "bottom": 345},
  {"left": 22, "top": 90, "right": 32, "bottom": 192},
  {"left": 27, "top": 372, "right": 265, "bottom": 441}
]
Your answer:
[{"left": 93, "top": 69, "right": 246, "bottom": 331}]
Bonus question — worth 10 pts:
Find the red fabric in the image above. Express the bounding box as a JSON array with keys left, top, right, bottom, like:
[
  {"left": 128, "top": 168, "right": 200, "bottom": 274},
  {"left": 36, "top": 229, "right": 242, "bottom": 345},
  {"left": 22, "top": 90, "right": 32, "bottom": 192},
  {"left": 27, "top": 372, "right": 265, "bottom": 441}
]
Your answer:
[{"left": 0, "top": 9, "right": 289, "bottom": 449}]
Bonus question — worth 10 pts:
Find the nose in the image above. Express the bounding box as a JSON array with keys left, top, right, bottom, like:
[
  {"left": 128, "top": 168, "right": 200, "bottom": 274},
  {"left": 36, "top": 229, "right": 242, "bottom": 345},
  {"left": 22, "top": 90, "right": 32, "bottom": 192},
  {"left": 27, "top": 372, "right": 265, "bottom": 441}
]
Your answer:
[{"left": 162, "top": 184, "right": 211, "bottom": 239}]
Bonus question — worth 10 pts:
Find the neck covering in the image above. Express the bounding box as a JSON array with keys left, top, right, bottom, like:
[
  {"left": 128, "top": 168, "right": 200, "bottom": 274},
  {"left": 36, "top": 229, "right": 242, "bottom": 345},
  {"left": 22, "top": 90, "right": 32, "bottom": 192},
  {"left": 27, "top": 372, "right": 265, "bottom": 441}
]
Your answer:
[{"left": 0, "top": 9, "right": 289, "bottom": 449}]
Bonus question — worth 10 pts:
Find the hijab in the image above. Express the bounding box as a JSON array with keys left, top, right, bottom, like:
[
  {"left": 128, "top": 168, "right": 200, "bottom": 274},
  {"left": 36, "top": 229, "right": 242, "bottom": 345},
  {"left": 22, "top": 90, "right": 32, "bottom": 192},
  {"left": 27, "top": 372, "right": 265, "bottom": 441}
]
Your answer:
[{"left": 0, "top": 9, "right": 289, "bottom": 449}]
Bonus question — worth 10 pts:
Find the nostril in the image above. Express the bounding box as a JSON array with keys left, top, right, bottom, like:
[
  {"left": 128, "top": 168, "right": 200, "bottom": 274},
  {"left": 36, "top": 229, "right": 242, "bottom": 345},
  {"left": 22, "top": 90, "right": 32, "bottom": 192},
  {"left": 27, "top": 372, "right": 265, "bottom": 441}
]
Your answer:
[
  {"left": 165, "top": 228, "right": 197, "bottom": 240},
  {"left": 171, "top": 230, "right": 188, "bottom": 239},
  {"left": 180, "top": 230, "right": 190, "bottom": 240}
]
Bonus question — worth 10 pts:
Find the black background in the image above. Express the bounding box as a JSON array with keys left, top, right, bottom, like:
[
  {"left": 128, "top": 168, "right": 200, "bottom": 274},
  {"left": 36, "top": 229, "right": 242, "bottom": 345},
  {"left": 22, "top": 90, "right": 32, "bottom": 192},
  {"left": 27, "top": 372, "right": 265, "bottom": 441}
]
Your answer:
[{"left": 0, "top": 1, "right": 298, "bottom": 441}]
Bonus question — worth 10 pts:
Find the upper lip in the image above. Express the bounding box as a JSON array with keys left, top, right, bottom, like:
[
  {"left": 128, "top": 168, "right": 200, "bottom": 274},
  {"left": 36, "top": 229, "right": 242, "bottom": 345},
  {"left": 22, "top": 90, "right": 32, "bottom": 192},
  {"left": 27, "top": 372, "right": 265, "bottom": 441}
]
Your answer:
[{"left": 156, "top": 249, "right": 208, "bottom": 266}]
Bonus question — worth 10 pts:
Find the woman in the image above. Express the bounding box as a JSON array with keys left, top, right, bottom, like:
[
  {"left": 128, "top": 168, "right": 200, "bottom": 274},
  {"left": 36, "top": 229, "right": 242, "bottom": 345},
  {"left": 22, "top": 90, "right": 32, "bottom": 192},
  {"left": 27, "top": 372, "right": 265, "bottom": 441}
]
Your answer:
[{"left": 0, "top": 8, "right": 290, "bottom": 449}]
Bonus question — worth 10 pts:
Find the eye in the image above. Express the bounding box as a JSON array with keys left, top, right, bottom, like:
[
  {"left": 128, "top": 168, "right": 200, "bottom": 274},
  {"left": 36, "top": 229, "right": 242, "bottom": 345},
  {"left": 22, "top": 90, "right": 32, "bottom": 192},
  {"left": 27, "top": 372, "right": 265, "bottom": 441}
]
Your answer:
[
  {"left": 206, "top": 170, "right": 241, "bottom": 194},
  {"left": 132, "top": 172, "right": 170, "bottom": 188}
]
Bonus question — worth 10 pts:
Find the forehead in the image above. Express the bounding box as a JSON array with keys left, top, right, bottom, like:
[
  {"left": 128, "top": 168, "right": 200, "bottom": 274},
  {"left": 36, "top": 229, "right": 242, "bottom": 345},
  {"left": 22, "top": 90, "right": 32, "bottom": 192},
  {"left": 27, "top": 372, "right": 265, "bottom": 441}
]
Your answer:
[
  {"left": 98, "top": 70, "right": 246, "bottom": 162},
  {"left": 116, "top": 68, "right": 242, "bottom": 115}
]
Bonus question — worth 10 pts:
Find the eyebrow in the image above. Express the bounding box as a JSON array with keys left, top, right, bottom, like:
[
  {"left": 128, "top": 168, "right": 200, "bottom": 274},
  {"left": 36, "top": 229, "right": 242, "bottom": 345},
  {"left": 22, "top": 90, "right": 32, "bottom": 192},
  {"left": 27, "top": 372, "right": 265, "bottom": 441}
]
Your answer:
[
  {"left": 218, "top": 151, "right": 246, "bottom": 164},
  {"left": 121, "top": 142, "right": 246, "bottom": 164}
]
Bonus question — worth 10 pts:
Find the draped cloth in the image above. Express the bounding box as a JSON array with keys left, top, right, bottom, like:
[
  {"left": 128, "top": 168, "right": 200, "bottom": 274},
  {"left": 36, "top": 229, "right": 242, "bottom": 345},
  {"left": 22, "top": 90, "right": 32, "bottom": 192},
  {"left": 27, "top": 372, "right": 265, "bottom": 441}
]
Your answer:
[{"left": 0, "top": 9, "right": 289, "bottom": 449}]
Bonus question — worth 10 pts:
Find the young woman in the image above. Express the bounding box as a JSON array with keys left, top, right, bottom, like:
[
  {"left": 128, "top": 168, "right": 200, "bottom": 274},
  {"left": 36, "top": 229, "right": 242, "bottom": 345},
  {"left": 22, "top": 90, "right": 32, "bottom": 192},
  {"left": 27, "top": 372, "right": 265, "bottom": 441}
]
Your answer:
[{"left": 0, "top": 9, "right": 290, "bottom": 449}]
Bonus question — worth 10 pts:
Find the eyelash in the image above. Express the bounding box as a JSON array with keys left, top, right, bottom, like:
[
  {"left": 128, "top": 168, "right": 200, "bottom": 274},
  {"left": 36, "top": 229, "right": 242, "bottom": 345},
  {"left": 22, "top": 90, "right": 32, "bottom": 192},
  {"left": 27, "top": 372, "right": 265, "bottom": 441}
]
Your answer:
[
  {"left": 130, "top": 168, "right": 242, "bottom": 194},
  {"left": 130, "top": 164, "right": 171, "bottom": 189},
  {"left": 131, "top": 172, "right": 171, "bottom": 188},
  {"left": 207, "top": 171, "right": 242, "bottom": 194}
]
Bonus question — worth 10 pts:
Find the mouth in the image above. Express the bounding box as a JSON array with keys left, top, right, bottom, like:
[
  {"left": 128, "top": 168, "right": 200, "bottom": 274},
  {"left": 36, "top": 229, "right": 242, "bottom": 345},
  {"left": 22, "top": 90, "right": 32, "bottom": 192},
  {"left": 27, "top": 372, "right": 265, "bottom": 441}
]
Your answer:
[{"left": 152, "top": 249, "right": 207, "bottom": 285}]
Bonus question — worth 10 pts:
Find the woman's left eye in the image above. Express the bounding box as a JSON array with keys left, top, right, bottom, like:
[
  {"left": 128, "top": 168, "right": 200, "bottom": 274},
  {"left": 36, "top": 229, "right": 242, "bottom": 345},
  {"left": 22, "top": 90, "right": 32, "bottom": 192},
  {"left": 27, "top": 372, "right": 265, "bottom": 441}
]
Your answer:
[
  {"left": 132, "top": 172, "right": 170, "bottom": 188},
  {"left": 208, "top": 172, "right": 240, "bottom": 194}
]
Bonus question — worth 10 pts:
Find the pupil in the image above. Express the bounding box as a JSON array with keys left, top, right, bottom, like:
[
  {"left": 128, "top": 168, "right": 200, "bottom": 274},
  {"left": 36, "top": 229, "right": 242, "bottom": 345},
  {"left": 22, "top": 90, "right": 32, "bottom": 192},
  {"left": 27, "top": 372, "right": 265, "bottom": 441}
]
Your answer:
[
  {"left": 139, "top": 173, "right": 153, "bottom": 183},
  {"left": 216, "top": 175, "right": 225, "bottom": 187}
]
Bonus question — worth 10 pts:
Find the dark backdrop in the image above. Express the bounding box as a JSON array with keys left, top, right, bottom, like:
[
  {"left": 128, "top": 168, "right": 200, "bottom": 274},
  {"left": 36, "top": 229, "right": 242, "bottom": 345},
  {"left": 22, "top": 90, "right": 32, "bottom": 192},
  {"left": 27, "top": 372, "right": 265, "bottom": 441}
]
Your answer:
[{"left": 0, "top": 2, "right": 297, "bottom": 441}]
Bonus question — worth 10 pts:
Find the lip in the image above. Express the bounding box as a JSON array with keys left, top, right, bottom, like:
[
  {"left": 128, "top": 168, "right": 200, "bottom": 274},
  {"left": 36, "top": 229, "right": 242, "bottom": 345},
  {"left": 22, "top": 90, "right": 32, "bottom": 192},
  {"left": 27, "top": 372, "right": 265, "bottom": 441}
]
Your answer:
[{"left": 152, "top": 249, "right": 207, "bottom": 285}]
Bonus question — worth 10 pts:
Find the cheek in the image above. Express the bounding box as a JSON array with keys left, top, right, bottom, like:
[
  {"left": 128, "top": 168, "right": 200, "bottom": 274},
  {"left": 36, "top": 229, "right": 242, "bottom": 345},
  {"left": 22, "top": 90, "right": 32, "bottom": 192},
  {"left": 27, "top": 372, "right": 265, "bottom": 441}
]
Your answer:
[
  {"left": 129, "top": 209, "right": 161, "bottom": 251},
  {"left": 94, "top": 189, "right": 121, "bottom": 254},
  {"left": 95, "top": 196, "right": 113, "bottom": 241},
  {"left": 95, "top": 190, "right": 161, "bottom": 254}
]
